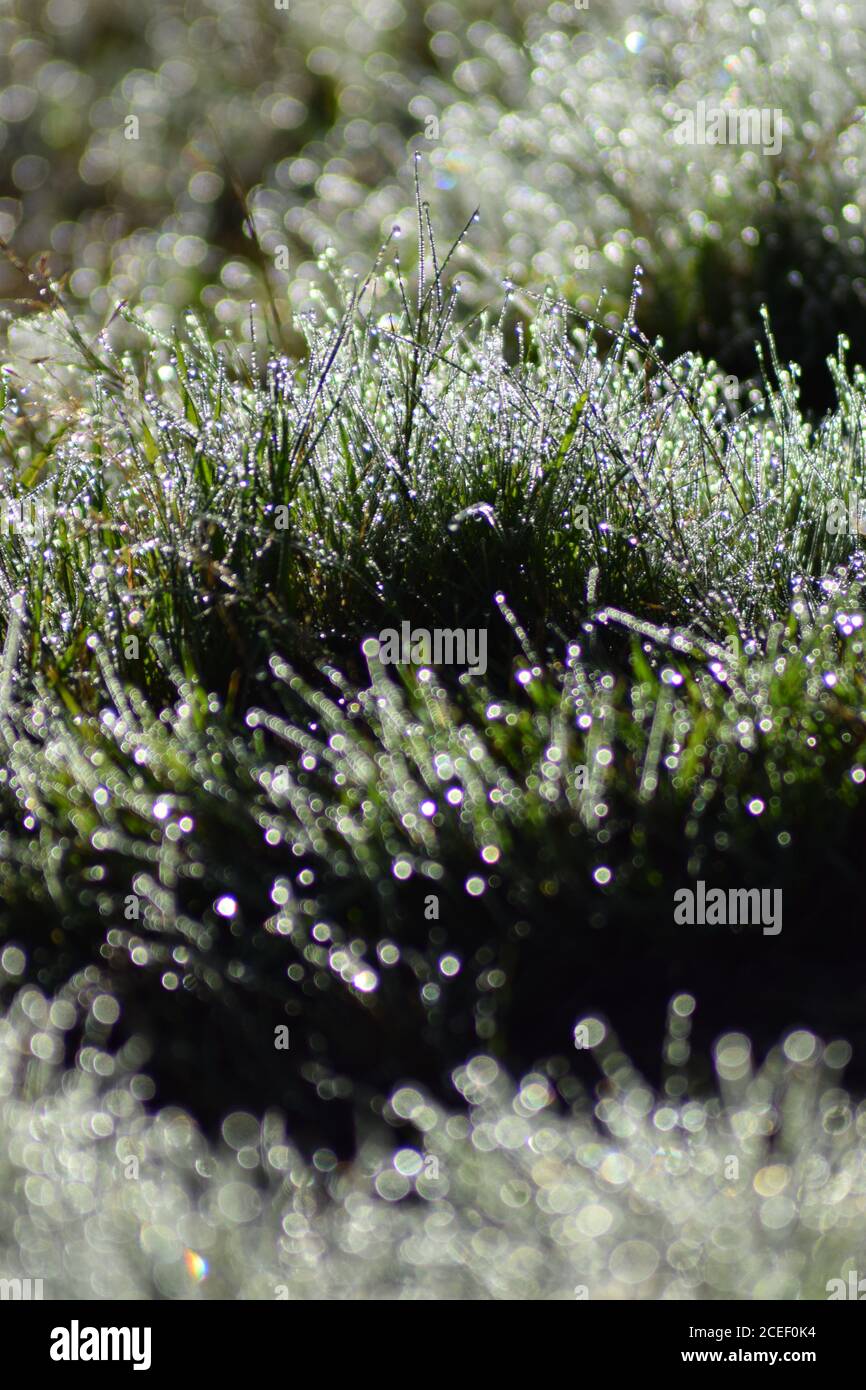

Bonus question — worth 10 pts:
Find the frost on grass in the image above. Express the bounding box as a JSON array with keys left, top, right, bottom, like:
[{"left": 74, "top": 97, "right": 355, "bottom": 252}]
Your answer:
[{"left": 0, "top": 989, "right": 862, "bottom": 1301}]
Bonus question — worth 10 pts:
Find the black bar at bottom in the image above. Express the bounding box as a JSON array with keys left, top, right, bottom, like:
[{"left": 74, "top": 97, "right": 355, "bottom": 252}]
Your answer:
[{"left": 0, "top": 1296, "right": 857, "bottom": 1377}]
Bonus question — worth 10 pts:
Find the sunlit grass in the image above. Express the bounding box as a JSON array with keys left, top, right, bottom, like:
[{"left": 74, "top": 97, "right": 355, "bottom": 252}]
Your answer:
[
  {"left": 0, "top": 221, "right": 866, "bottom": 1257},
  {"left": 1, "top": 986, "right": 862, "bottom": 1300},
  {"left": 2, "top": 0, "right": 866, "bottom": 1304},
  {"left": 4, "top": 222, "right": 866, "bottom": 714},
  {"left": 4, "top": 0, "right": 866, "bottom": 403}
]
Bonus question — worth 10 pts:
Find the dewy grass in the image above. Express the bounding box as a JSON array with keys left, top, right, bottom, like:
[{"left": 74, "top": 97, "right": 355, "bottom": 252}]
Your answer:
[
  {"left": 6, "top": 0, "right": 866, "bottom": 404},
  {"left": 3, "top": 220, "right": 866, "bottom": 713},
  {"left": 1, "top": 580, "right": 866, "bottom": 1135},
  {"left": 0, "top": 986, "right": 863, "bottom": 1301},
  {"left": 2, "top": 221, "right": 866, "bottom": 1293}
]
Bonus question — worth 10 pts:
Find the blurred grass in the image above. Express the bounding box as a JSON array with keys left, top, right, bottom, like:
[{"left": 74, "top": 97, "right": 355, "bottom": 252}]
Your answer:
[
  {"left": 2, "top": 986, "right": 863, "bottom": 1300},
  {"left": 4, "top": 0, "right": 866, "bottom": 406}
]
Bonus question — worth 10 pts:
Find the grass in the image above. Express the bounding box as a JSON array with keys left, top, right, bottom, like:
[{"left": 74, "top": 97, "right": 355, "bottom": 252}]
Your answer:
[
  {"left": 2, "top": 986, "right": 864, "bottom": 1300},
  {"left": 6, "top": 0, "right": 866, "bottom": 409},
  {"left": 0, "top": 215, "right": 865, "bottom": 1130},
  {"left": 2, "top": 0, "right": 866, "bottom": 1306},
  {"left": 1, "top": 209, "right": 866, "bottom": 1293},
  {"left": 5, "top": 218, "right": 866, "bottom": 709}
]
